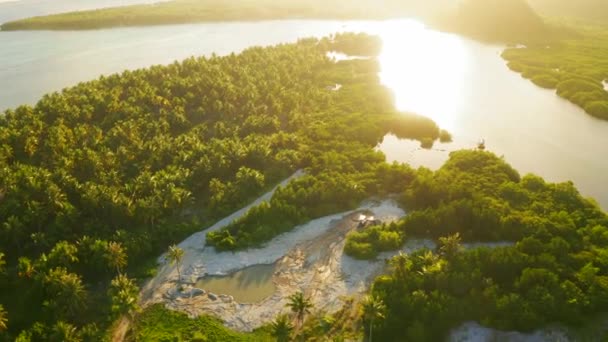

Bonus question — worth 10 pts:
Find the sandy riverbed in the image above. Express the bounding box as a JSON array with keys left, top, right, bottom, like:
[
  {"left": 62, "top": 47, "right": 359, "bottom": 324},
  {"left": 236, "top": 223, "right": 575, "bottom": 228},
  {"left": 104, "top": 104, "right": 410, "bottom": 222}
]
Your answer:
[{"left": 143, "top": 197, "right": 406, "bottom": 331}]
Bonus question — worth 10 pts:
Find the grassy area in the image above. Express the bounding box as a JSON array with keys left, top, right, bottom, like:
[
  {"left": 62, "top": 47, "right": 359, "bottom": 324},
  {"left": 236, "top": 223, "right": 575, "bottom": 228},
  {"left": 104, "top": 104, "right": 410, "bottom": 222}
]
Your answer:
[
  {"left": 502, "top": 24, "right": 608, "bottom": 120},
  {"left": 127, "top": 304, "right": 274, "bottom": 341}
]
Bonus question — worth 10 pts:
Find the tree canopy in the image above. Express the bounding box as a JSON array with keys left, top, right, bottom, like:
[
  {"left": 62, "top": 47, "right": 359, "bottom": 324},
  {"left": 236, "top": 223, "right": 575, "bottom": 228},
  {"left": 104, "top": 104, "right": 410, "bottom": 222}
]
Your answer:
[
  {"left": 0, "top": 33, "right": 445, "bottom": 339},
  {"left": 346, "top": 150, "right": 608, "bottom": 340}
]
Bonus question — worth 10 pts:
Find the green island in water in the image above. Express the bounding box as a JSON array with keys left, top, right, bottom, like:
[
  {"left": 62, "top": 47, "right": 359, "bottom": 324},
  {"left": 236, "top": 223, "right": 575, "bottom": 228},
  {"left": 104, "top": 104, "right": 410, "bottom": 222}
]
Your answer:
[{"left": 1, "top": 1, "right": 608, "bottom": 341}]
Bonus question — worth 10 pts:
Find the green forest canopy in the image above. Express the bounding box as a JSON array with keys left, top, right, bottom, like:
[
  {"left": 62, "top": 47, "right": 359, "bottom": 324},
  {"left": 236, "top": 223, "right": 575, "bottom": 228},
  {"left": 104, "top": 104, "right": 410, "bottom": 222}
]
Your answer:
[
  {"left": 0, "top": 33, "right": 444, "bottom": 340},
  {"left": 359, "top": 150, "right": 608, "bottom": 340}
]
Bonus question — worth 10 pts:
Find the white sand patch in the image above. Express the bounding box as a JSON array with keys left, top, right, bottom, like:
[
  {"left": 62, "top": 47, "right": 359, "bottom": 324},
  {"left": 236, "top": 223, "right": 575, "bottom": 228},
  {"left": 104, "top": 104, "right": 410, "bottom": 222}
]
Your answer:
[
  {"left": 326, "top": 51, "right": 371, "bottom": 61},
  {"left": 144, "top": 199, "right": 407, "bottom": 331},
  {"left": 603, "top": 80, "right": 608, "bottom": 92},
  {"left": 326, "top": 83, "right": 343, "bottom": 91},
  {"left": 450, "top": 321, "right": 570, "bottom": 342},
  {"left": 140, "top": 170, "right": 305, "bottom": 299}
]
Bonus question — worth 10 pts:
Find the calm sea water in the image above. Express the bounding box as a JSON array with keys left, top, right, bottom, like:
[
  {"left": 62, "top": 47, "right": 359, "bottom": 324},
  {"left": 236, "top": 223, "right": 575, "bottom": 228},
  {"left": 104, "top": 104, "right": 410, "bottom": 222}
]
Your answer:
[{"left": 0, "top": 19, "right": 606, "bottom": 209}]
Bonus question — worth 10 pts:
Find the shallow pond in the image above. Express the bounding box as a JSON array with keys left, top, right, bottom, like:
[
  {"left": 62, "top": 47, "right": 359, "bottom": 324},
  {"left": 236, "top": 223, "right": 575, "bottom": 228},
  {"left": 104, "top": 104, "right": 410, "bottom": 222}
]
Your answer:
[{"left": 195, "top": 264, "right": 276, "bottom": 303}]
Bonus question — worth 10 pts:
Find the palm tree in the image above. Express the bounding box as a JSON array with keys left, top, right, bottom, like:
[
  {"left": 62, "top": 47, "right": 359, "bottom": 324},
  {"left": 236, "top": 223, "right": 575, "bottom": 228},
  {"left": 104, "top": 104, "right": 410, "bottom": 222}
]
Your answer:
[
  {"left": 438, "top": 233, "right": 462, "bottom": 260},
  {"left": 286, "top": 291, "right": 313, "bottom": 327},
  {"left": 0, "top": 252, "right": 5, "bottom": 274},
  {"left": 0, "top": 304, "right": 8, "bottom": 332},
  {"left": 44, "top": 268, "right": 88, "bottom": 320},
  {"left": 271, "top": 314, "right": 293, "bottom": 342},
  {"left": 167, "top": 245, "right": 185, "bottom": 284},
  {"left": 361, "top": 295, "right": 385, "bottom": 342},
  {"left": 388, "top": 251, "right": 410, "bottom": 281},
  {"left": 105, "top": 241, "right": 127, "bottom": 274},
  {"left": 108, "top": 274, "right": 140, "bottom": 318},
  {"left": 51, "top": 321, "right": 81, "bottom": 342}
]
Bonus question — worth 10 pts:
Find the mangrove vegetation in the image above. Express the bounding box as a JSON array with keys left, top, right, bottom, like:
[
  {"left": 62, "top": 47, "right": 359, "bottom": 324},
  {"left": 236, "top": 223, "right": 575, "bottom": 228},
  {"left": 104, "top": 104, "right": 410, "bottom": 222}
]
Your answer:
[{"left": 503, "top": 25, "right": 608, "bottom": 120}]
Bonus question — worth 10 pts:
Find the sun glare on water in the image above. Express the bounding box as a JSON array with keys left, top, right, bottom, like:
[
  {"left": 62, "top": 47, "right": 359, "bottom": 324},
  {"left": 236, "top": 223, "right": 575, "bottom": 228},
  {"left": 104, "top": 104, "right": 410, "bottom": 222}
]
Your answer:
[{"left": 375, "top": 20, "right": 470, "bottom": 131}]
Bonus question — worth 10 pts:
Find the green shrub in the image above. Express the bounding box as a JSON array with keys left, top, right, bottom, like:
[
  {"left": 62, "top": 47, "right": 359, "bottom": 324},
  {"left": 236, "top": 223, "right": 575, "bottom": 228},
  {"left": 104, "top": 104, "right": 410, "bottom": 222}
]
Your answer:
[
  {"left": 344, "top": 240, "right": 377, "bottom": 260},
  {"left": 420, "top": 138, "right": 434, "bottom": 149},
  {"left": 439, "top": 130, "right": 453, "bottom": 143},
  {"left": 130, "top": 304, "right": 273, "bottom": 341},
  {"left": 531, "top": 74, "right": 559, "bottom": 88},
  {"left": 556, "top": 78, "right": 602, "bottom": 97},
  {"left": 377, "top": 230, "right": 403, "bottom": 251},
  {"left": 584, "top": 101, "right": 608, "bottom": 119},
  {"left": 344, "top": 224, "right": 404, "bottom": 259}
]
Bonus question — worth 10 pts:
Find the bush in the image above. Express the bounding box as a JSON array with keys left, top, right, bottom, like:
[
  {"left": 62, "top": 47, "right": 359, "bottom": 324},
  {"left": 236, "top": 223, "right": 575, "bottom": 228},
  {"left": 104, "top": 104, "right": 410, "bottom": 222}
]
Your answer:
[
  {"left": 388, "top": 114, "right": 440, "bottom": 141},
  {"left": 420, "top": 138, "right": 434, "bottom": 149},
  {"left": 531, "top": 74, "right": 559, "bottom": 89},
  {"left": 584, "top": 101, "right": 608, "bottom": 119},
  {"left": 439, "top": 129, "right": 453, "bottom": 143},
  {"left": 377, "top": 230, "right": 403, "bottom": 251},
  {"left": 344, "top": 240, "right": 377, "bottom": 260},
  {"left": 557, "top": 78, "right": 602, "bottom": 98},
  {"left": 344, "top": 224, "right": 404, "bottom": 259}
]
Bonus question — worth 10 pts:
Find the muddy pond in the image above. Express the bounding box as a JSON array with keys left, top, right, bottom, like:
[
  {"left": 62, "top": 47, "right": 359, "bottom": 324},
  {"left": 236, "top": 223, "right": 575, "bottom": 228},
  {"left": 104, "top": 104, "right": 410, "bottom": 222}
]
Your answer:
[{"left": 195, "top": 264, "right": 276, "bottom": 303}]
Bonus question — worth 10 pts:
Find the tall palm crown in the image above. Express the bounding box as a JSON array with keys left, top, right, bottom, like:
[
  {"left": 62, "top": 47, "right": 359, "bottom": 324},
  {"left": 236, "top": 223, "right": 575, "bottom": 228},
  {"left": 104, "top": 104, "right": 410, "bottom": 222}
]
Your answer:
[
  {"left": 44, "top": 268, "right": 88, "bottom": 320},
  {"left": 106, "top": 242, "right": 127, "bottom": 274},
  {"left": 286, "top": 291, "right": 313, "bottom": 326},
  {"left": 361, "top": 295, "right": 385, "bottom": 342},
  {"left": 0, "top": 305, "right": 8, "bottom": 332},
  {"left": 167, "top": 245, "right": 185, "bottom": 282},
  {"left": 0, "top": 252, "right": 5, "bottom": 274},
  {"left": 438, "top": 232, "right": 462, "bottom": 259},
  {"left": 271, "top": 314, "right": 294, "bottom": 342}
]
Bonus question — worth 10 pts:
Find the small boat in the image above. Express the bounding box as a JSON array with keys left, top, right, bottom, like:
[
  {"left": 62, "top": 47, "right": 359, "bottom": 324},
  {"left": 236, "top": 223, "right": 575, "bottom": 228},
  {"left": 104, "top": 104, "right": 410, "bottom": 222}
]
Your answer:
[{"left": 477, "top": 139, "right": 486, "bottom": 150}]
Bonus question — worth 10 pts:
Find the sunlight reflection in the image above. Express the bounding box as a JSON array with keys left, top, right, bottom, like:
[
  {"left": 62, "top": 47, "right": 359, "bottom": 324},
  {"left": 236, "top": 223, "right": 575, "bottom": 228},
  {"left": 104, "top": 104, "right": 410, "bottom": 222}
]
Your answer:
[{"left": 375, "top": 20, "right": 469, "bottom": 131}]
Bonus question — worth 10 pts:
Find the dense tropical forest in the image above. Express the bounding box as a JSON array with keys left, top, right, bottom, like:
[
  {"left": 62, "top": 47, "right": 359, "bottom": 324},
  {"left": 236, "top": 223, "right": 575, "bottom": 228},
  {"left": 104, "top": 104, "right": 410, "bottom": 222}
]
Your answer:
[
  {"left": 344, "top": 151, "right": 608, "bottom": 340},
  {"left": 0, "top": 32, "right": 445, "bottom": 340}
]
